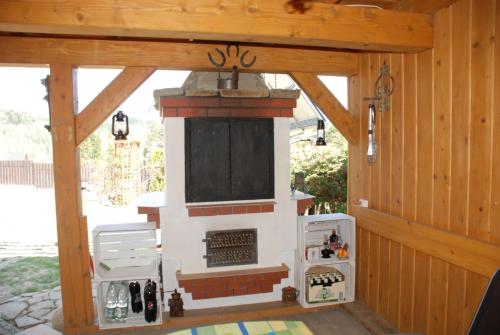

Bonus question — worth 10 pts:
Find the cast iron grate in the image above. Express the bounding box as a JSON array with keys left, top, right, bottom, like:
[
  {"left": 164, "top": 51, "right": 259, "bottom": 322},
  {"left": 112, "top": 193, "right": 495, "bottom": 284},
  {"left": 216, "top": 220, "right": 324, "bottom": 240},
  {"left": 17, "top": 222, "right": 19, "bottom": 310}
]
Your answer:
[{"left": 203, "top": 229, "right": 257, "bottom": 267}]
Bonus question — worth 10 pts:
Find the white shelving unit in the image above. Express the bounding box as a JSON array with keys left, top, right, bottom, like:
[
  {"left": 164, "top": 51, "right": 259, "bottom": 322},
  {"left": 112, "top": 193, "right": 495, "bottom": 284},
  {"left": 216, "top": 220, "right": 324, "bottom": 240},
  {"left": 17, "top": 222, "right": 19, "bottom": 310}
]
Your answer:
[
  {"left": 296, "top": 213, "right": 356, "bottom": 308},
  {"left": 93, "top": 223, "right": 162, "bottom": 329}
]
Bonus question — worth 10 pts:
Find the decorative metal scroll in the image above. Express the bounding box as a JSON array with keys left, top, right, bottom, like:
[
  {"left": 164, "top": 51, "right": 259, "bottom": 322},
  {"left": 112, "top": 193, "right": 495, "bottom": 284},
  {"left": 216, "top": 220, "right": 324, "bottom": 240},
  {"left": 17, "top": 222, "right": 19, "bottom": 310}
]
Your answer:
[
  {"left": 203, "top": 229, "right": 258, "bottom": 267},
  {"left": 207, "top": 43, "right": 257, "bottom": 69}
]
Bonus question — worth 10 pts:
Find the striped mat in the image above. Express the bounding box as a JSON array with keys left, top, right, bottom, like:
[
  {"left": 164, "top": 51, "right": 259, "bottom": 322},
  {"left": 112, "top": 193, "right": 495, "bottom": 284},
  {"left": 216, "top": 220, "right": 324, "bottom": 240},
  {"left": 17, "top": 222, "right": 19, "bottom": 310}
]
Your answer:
[{"left": 168, "top": 320, "right": 313, "bottom": 335}]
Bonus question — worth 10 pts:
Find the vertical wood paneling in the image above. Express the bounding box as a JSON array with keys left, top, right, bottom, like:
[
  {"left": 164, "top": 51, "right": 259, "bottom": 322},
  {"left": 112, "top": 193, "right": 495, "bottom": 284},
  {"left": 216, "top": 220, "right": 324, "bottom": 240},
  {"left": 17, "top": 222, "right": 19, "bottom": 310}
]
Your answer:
[
  {"left": 450, "top": 0, "right": 471, "bottom": 236},
  {"left": 377, "top": 237, "right": 391, "bottom": 320},
  {"left": 387, "top": 241, "right": 401, "bottom": 327},
  {"left": 468, "top": 0, "right": 495, "bottom": 242},
  {"left": 399, "top": 246, "right": 414, "bottom": 332},
  {"left": 446, "top": 264, "right": 466, "bottom": 335},
  {"left": 390, "top": 54, "right": 403, "bottom": 217},
  {"left": 432, "top": 7, "right": 452, "bottom": 230},
  {"left": 368, "top": 233, "right": 380, "bottom": 310},
  {"left": 379, "top": 54, "right": 391, "bottom": 213},
  {"left": 402, "top": 53, "right": 417, "bottom": 221},
  {"left": 412, "top": 251, "right": 430, "bottom": 333},
  {"left": 490, "top": 0, "right": 500, "bottom": 245},
  {"left": 348, "top": 1, "right": 499, "bottom": 334},
  {"left": 429, "top": 257, "right": 448, "bottom": 335},
  {"left": 416, "top": 50, "right": 434, "bottom": 226},
  {"left": 348, "top": 74, "right": 361, "bottom": 207},
  {"left": 359, "top": 227, "right": 370, "bottom": 302}
]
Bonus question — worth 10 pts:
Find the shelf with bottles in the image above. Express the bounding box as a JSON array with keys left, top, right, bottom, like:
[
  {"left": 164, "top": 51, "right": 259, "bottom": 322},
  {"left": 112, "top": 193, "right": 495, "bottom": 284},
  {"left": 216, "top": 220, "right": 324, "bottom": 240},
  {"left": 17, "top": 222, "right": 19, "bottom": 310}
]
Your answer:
[
  {"left": 299, "top": 213, "right": 355, "bottom": 265},
  {"left": 296, "top": 213, "right": 355, "bottom": 308},
  {"left": 96, "top": 279, "right": 162, "bottom": 329}
]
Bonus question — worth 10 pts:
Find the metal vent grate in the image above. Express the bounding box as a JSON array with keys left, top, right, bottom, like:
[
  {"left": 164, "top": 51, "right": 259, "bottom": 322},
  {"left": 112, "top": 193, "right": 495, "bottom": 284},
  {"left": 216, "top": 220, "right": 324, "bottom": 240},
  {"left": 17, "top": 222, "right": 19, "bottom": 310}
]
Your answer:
[{"left": 204, "top": 229, "right": 257, "bottom": 267}]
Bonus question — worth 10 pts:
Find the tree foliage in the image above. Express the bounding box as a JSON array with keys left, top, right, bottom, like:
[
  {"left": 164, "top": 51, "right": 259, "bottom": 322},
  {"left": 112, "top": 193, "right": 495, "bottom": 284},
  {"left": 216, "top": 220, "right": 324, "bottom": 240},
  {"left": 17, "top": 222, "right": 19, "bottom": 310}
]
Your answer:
[
  {"left": 291, "top": 126, "right": 348, "bottom": 213},
  {"left": 147, "top": 148, "right": 165, "bottom": 192}
]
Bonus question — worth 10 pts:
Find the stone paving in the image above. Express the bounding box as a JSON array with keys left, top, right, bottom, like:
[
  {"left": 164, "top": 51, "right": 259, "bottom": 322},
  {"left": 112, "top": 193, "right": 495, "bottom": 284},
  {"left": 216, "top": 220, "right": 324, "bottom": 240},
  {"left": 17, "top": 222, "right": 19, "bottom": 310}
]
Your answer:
[{"left": 0, "top": 287, "right": 62, "bottom": 335}]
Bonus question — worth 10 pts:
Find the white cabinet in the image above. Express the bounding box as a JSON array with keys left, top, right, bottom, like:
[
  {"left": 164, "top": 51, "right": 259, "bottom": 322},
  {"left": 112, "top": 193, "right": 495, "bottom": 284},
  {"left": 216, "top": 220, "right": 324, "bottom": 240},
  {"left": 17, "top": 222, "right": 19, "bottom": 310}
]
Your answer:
[
  {"left": 93, "top": 223, "right": 162, "bottom": 329},
  {"left": 296, "top": 214, "right": 356, "bottom": 308}
]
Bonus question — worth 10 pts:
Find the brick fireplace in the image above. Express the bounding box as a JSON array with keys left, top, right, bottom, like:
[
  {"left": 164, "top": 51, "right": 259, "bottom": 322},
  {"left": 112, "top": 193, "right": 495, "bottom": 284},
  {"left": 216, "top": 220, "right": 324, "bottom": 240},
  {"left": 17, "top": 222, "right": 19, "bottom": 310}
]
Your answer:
[{"left": 155, "top": 72, "right": 305, "bottom": 309}]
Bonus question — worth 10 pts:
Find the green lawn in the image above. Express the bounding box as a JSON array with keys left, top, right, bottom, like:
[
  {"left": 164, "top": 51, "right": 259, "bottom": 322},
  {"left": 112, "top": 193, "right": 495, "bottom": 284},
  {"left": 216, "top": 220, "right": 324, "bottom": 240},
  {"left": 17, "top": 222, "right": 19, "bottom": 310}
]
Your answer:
[{"left": 0, "top": 257, "right": 60, "bottom": 302}]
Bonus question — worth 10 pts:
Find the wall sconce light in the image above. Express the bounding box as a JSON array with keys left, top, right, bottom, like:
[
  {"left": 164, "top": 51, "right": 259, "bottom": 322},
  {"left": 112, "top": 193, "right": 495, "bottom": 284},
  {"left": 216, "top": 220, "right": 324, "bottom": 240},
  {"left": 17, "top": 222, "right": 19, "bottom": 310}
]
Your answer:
[
  {"left": 316, "top": 119, "right": 326, "bottom": 146},
  {"left": 111, "top": 111, "right": 129, "bottom": 141},
  {"left": 363, "top": 61, "right": 394, "bottom": 163},
  {"left": 367, "top": 103, "right": 377, "bottom": 164}
]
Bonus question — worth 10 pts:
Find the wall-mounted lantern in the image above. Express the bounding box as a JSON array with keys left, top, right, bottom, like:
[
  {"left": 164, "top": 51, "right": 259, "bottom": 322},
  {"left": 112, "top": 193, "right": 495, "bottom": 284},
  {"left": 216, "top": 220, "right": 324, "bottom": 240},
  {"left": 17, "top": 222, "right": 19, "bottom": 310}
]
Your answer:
[
  {"left": 367, "top": 103, "right": 377, "bottom": 164},
  {"left": 363, "top": 61, "right": 394, "bottom": 163},
  {"left": 316, "top": 119, "right": 326, "bottom": 146},
  {"left": 111, "top": 111, "right": 129, "bottom": 141}
]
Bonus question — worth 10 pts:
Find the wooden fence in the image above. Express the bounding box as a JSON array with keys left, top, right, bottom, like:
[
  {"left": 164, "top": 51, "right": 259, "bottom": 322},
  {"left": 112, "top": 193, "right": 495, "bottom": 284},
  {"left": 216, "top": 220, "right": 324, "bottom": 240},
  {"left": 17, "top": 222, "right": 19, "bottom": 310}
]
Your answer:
[{"left": 0, "top": 160, "right": 155, "bottom": 192}]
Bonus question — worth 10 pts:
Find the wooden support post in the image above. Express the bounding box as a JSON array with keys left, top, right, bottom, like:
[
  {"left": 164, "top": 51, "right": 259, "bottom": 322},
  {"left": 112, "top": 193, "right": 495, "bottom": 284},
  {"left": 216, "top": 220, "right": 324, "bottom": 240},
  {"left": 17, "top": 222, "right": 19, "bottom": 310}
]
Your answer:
[
  {"left": 76, "top": 66, "right": 156, "bottom": 146},
  {"left": 49, "top": 64, "right": 94, "bottom": 332},
  {"left": 290, "top": 72, "right": 359, "bottom": 144}
]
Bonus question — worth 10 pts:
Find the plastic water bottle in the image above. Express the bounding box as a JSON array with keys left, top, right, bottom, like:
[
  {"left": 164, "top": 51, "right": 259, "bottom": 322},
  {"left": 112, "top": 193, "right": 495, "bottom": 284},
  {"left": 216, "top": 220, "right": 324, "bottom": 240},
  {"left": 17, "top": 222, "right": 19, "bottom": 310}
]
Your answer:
[
  {"left": 115, "top": 282, "right": 129, "bottom": 322},
  {"left": 105, "top": 282, "right": 118, "bottom": 322}
]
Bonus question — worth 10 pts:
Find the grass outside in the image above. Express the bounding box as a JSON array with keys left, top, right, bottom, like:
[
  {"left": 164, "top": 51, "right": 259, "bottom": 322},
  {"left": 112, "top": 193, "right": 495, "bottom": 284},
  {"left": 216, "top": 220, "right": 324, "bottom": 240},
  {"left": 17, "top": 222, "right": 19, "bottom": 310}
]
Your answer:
[{"left": 0, "top": 256, "right": 60, "bottom": 303}]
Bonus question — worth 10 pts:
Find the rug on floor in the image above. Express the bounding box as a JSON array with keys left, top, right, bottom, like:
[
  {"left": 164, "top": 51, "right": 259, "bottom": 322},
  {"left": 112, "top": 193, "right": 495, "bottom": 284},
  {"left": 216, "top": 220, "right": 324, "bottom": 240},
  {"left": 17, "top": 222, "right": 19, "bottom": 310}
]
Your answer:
[{"left": 168, "top": 320, "right": 314, "bottom": 335}]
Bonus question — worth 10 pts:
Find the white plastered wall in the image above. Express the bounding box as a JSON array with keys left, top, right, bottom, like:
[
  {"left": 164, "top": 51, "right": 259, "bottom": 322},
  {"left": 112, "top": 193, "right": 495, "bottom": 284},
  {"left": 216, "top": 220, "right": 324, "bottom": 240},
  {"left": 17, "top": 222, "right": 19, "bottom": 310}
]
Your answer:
[{"left": 160, "top": 117, "right": 298, "bottom": 309}]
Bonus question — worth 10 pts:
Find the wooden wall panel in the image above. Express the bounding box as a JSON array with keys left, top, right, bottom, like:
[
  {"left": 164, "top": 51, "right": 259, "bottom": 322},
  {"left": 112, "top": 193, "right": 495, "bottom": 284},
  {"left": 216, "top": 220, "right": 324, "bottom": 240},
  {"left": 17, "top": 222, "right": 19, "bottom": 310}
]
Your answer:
[
  {"left": 468, "top": 0, "right": 495, "bottom": 241},
  {"left": 415, "top": 49, "right": 434, "bottom": 227},
  {"left": 402, "top": 53, "right": 417, "bottom": 221},
  {"left": 390, "top": 54, "right": 403, "bottom": 217},
  {"left": 432, "top": 7, "right": 452, "bottom": 231},
  {"left": 377, "top": 237, "right": 391, "bottom": 321},
  {"left": 348, "top": 1, "right": 499, "bottom": 334},
  {"left": 450, "top": 0, "right": 471, "bottom": 236},
  {"left": 490, "top": 0, "right": 500, "bottom": 245}
]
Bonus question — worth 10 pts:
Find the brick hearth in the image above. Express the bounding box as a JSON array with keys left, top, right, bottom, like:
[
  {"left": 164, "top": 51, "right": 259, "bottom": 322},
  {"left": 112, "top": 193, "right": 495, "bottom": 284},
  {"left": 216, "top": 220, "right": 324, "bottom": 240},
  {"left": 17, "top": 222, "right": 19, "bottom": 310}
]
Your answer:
[
  {"left": 160, "top": 97, "right": 296, "bottom": 118},
  {"left": 177, "top": 264, "right": 289, "bottom": 300}
]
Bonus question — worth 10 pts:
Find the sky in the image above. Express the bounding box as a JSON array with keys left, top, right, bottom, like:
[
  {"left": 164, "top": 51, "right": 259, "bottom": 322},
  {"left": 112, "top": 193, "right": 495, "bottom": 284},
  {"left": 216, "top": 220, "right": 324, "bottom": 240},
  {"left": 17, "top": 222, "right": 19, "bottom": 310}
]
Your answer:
[{"left": 0, "top": 67, "right": 347, "bottom": 120}]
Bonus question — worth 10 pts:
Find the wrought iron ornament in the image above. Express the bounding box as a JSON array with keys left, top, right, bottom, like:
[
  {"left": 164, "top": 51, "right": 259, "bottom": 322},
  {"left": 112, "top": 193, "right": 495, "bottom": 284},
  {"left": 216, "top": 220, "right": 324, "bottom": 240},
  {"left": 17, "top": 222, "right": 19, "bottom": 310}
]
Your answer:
[{"left": 207, "top": 43, "right": 257, "bottom": 69}]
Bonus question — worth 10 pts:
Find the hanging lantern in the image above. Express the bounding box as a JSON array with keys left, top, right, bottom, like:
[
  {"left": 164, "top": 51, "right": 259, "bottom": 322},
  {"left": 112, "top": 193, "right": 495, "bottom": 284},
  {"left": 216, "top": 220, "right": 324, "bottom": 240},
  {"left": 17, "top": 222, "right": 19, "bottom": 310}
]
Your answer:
[
  {"left": 367, "top": 103, "right": 377, "bottom": 164},
  {"left": 111, "top": 111, "right": 129, "bottom": 141},
  {"left": 316, "top": 119, "right": 326, "bottom": 146}
]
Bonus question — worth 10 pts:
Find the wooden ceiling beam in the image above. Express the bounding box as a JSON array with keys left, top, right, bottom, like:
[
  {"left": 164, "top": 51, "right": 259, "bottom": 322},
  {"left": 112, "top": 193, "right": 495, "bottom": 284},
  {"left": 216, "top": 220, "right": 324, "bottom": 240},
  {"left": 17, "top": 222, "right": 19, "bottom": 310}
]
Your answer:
[
  {"left": 0, "top": 1, "right": 433, "bottom": 52},
  {"left": 290, "top": 72, "right": 359, "bottom": 144},
  {"left": 75, "top": 67, "right": 156, "bottom": 146},
  {"left": 393, "top": 0, "right": 458, "bottom": 13},
  {"left": 0, "top": 36, "right": 359, "bottom": 76}
]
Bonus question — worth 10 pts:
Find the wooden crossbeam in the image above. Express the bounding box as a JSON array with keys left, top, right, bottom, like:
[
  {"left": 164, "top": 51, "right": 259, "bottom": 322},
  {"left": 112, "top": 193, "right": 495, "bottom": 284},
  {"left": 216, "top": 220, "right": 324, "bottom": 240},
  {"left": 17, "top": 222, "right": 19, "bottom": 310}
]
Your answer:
[
  {"left": 0, "top": 1, "right": 433, "bottom": 52},
  {"left": 393, "top": 0, "right": 458, "bottom": 13},
  {"left": 76, "top": 67, "right": 156, "bottom": 146},
  {"left": 49, "top": 64, "right": 94, "bottom": 331},
  {"left": 290, "top": 72, "right": 359, "bottom": 144},
  {"left": 0, "top": 36, "right": 359, "bottom": 76}
]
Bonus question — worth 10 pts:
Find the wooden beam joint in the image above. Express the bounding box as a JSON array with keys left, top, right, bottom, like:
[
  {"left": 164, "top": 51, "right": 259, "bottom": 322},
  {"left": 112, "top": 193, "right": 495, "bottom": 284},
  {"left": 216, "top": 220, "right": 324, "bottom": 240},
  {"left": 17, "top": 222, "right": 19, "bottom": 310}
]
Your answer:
[{"left": 290, "top": 72, "right": 359, "bottom": 144}]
